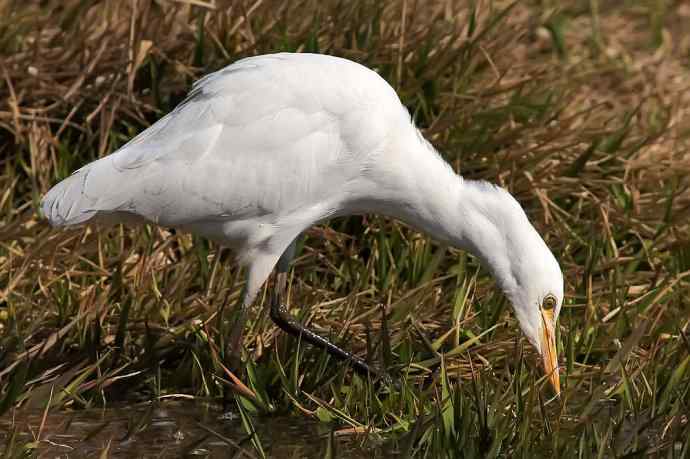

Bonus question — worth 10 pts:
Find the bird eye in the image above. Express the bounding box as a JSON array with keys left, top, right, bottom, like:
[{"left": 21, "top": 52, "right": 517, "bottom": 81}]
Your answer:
[{"left": 542, "top": 294, "right": 557, "bottom": 311}]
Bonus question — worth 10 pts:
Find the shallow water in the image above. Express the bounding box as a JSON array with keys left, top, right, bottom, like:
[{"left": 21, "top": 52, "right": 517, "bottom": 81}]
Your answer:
[{"left": 0, "top": 400, "right": 390, "bottom": 458}]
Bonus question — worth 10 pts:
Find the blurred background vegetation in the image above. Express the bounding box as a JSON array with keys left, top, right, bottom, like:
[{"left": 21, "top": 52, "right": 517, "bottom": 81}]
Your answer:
[{"left": 1, "top": 0, "right": 689, "bottom": 457}]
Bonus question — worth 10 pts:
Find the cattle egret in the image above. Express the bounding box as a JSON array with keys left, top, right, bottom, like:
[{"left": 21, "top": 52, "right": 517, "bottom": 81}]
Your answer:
[{"left": 41, "top": 53, "right": 563, "bottom": 394}]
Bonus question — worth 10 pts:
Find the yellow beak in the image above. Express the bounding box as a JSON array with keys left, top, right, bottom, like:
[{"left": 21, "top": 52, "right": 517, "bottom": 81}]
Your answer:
[{"left": 539, "top": 308, "right": 560, "bottom": 395}]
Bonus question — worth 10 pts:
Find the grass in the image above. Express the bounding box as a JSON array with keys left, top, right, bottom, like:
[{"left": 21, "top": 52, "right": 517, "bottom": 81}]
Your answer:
[{"left": 1, "top": 0, "right": 690, "bottom": 457}]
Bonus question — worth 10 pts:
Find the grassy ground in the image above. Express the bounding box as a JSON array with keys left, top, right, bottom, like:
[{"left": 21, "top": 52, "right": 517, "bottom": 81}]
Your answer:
[{"left": 1, "top": 0, "right": 690, "bottom": 457}]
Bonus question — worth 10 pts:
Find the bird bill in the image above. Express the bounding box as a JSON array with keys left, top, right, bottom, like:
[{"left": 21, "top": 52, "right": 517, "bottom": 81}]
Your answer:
[{"left": 540, "top": 309, "right": 560, "bottom": 395}]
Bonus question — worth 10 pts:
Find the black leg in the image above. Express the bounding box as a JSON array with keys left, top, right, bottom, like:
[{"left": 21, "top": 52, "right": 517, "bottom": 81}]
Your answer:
[
  {"left": 224, "top": 238, "right": 299, "bottom": 370},
  {"left": 270, "top": 271, "right": 384, "bottom": 379}
]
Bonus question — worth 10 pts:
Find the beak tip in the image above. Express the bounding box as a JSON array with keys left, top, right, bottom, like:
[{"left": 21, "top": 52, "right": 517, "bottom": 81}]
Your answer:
[{"left": 539, "top": 311, "right": 560, "bottom": 397}]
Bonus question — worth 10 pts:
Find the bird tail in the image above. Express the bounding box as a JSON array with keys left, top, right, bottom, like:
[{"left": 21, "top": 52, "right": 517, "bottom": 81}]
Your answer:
[{"left": 41, "top": 166, "right": 100, "bottom": 227}]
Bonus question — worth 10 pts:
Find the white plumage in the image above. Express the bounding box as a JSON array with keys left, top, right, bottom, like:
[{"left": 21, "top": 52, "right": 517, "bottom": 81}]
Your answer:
[{"left": 42, "top": 53, "right": 563, "bottom": 393}]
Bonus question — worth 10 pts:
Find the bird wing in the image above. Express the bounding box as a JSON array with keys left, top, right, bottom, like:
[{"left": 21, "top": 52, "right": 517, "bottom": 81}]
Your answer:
[{"left": 42, "top": 54, "right": 388, "bottom": 228}]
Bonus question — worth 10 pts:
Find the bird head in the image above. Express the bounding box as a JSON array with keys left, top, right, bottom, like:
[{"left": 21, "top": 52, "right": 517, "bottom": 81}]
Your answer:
[
  {"left": 462, "top": 182, "right": 563, "bottom": 395},
  {"left": 501, "top": 244, "right": 563, "bottom": 396}
]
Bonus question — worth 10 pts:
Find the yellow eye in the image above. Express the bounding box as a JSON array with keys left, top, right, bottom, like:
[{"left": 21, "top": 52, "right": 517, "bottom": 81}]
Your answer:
[{"left": 542, "top": 295, "right": 557, "bottom": 311}]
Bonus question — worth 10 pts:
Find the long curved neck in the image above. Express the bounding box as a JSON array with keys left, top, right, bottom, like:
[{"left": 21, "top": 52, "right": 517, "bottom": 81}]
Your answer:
[{"left": 353, "top": 136, "right": 513, "bottom": 286}]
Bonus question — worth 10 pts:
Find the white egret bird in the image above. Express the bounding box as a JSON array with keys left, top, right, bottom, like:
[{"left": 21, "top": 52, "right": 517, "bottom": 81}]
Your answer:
[{"left": 41, "top": 53, "right": 562, "bottom": 394}]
